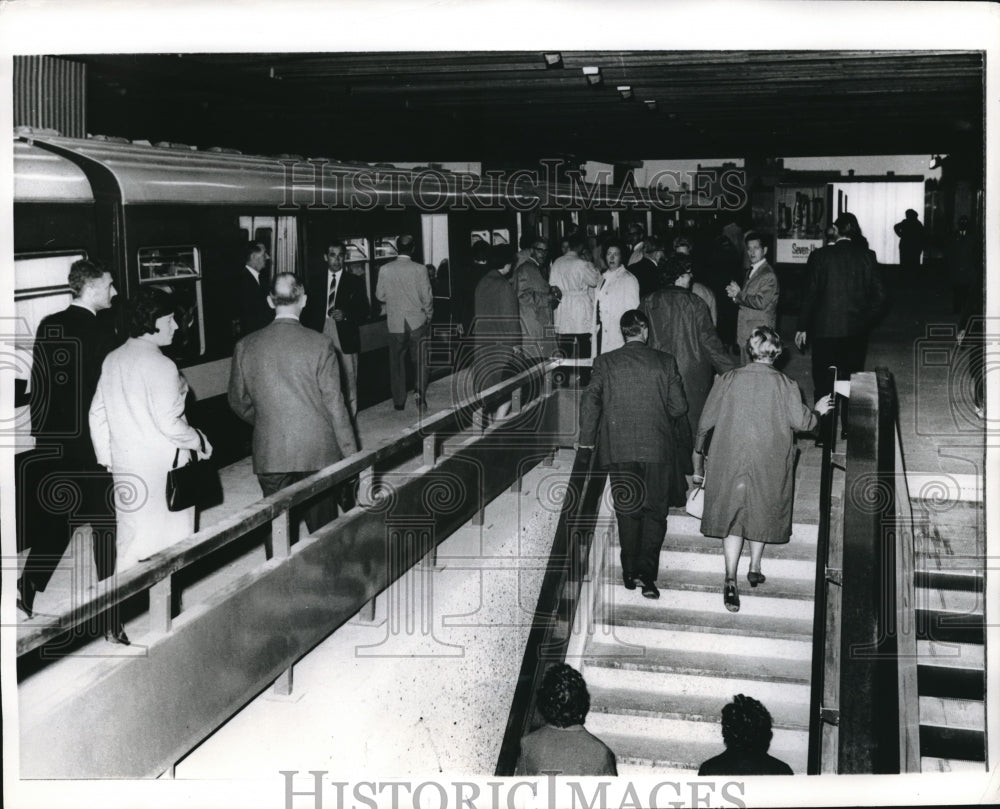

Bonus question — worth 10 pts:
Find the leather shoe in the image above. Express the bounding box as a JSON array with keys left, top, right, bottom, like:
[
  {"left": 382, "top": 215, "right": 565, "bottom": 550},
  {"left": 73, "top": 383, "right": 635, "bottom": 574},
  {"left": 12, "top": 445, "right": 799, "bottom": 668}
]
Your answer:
[
  {"left": 640, "top": 580, "right": 660, "bottom": 599},
  {"left": 622, "top": 572, "right": 637, "bottom": 590},
  {"left": 104, "top": 622, "right": 131, "bottom": 646},
  {"left": 394, "top": 404, "right": 405, "bottom": 411},
  {"left": 747, "top": 570, "right": 766, "bottom": 588},
  {"left": 724, "top": 579, "right": 740, "bottom": 612},
  {"left": 17, "top": 577, "right": 35, "bottom": 619}
]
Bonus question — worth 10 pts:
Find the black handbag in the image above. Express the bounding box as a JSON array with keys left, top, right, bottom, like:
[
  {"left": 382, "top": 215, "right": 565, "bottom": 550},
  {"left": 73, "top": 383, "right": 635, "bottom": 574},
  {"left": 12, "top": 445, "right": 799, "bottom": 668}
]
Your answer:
[{"left": 165, "top": 431, "right": 222, "bottom": 512}]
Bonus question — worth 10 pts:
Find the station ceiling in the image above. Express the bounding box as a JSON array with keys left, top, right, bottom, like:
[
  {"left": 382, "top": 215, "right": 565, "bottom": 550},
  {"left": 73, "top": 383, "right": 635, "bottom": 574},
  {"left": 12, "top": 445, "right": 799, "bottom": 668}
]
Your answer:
[{"left": 73, "top": 50, "right": 984, "bottom": 166}]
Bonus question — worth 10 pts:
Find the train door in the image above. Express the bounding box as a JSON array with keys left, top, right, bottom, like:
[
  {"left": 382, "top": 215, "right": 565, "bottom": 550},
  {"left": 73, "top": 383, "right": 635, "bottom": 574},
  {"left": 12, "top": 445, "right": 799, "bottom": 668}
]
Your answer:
[
  {"left": 448, "top": 210, "right": 517, "bottom": 335},
  {"left": 238, "top": 215, "right": 298, "bottom": 276}
]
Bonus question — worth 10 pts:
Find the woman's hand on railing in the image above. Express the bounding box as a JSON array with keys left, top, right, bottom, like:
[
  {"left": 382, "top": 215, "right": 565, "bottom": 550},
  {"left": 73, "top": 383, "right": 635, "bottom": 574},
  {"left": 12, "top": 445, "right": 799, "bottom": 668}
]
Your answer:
[{"left": 813, "top": 394, "right": 834, "bottom": 416}]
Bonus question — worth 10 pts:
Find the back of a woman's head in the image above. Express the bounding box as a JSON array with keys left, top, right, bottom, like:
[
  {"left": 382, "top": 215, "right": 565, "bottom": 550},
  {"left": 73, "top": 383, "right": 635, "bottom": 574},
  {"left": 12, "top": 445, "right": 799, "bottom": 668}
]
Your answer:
[
  {"left": 721, "top": 694, "right": 774, "bottom": 752},
  {"left": 488, "top": 244, "right": 514, "bottom": 271},
  {"left": 746, "top": 326, "right": 782, "bottom": 363},
  {"left": 128, "top": 286, "right": 175, "bottom": 337},
  {"left": 834, "top": 212, "right": 868, "bottom": 247},
  {"left": 537, "top": 663, "right": 590, "bottom": 728}
]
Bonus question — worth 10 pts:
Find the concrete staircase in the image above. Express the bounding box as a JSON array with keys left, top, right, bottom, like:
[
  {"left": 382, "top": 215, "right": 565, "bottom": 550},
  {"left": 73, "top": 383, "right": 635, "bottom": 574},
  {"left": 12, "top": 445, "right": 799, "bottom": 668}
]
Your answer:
[
  {"left": 912, "top": 496, "right": 987, "bottom": 773},
  {"left": 575, "top": 513, "right": 817, "bottom": 775}
]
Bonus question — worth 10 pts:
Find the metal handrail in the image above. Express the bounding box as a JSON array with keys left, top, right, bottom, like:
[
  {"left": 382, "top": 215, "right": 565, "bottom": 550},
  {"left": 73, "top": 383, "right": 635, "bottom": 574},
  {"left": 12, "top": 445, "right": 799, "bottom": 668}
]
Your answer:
[
  {"left": 494, "top": 406, "right": 607, "bottom": 775},
  {"left": 806, "top": 368, "right": 915, "bottom": 773},
  {"left": 17, "top": 358, "right": 562, "bottom": 656}
]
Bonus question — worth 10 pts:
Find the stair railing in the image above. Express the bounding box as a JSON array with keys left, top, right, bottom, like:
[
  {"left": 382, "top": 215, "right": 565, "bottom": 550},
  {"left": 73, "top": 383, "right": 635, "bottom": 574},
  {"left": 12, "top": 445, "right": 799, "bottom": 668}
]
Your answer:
[{"left": 807, "top": 368, "right": 920, "bottom": 773}]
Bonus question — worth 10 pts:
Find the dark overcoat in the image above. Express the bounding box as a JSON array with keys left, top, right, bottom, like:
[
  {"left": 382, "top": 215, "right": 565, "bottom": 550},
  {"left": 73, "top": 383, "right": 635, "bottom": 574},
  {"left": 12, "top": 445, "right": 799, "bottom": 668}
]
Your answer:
[
  {"left": 641, "top": 286, "right": 735, "bottom": 436},
  {"left": 695, "top": 362, "right": 817, "bottom": 544}
]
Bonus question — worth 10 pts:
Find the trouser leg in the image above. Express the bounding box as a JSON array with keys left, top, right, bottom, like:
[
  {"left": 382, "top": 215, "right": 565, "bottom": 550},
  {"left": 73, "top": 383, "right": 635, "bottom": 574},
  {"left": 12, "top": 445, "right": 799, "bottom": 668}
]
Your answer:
[
  {"left": 610, "top": 463, "right": 643, "bottom": 580},
  {"left": 409, "top": 323, "right": 429, "bottom": 399},
  {"left": 388, "top": 332, "right": 408, "bottom": 407},
  {"left": 637, "top": 462, "right": 671, "bottom": 583}
]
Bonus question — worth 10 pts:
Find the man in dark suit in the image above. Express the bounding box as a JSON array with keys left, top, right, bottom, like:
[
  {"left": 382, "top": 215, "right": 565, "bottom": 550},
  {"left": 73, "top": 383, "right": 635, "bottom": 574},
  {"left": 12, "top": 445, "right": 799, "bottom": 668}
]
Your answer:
[
  {"left": 628, "top": 236, "right": 664, "bottom": 301},
  {"left": 236, "top": 241, "right": 275, "bottom": 337},
  {"left": 795, "top": 213, "right": 886, "bottom": 440},
  {"left": 301, "top": 240, "right": 371, "bottom": 421},
  {"left": 18, "top": 259, "right": 128, "bottom": 643},
  {"left": 726, "top": 232, "right": 779, "bottom": 365},
  {"left": 228, "top": 273, "right": 358, "bottom": 536},
  {"left": 578, "top": 309, "right": 688, "bottom": 599}
]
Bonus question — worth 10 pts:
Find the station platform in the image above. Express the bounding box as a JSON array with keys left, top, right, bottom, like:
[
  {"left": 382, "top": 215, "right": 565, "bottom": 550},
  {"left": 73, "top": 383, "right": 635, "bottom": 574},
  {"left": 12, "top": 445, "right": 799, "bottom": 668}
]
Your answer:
[{"left": 14, "top": 264, "right": 988, "bottom": 783}]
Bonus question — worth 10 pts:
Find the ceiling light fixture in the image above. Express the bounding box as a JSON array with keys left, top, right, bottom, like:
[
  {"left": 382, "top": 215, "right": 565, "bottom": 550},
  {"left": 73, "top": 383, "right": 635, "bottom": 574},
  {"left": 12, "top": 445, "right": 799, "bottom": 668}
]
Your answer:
[
  {"left": 644, "top": 99, "right": 657, "bottom": 111},
  {"left": 582, "top": 66, "right": 602, "bottom": 86},
  {"left": 617, "top": 85, "right": 633, "bottom": 100},
  {"left": 544, "top": 52, "right": 563, "bottom": 68}
]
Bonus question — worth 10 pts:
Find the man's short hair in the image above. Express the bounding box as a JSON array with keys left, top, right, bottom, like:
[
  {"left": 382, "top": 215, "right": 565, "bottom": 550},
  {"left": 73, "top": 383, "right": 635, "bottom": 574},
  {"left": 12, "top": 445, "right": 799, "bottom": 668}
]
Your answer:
[
  {"left": 246, "top": 241, "right": 267, "bottom": 262},
  {"left": 660, "top": 254, "right": 694, "bottom": 287},
  {"left": 743, "top": 231, "right": 766, "bottom": 248},
  {"left": 645, "top": 236, "right": 664, "bottom": 255},
  {"left": 619, "top": 308, "right": 649, "bottom": 339},
  {"left": 627, "top": 222, "right": 646, "bottom": 237},
  {"left": 721, "top": 694, "right": 774, "bottom": 753},
  {"left": 67, "top": 259, "right": 107, "bottom": 297},
  {"left": 396, "top": 234, "right": 416, "bottom": 256},
  {"left": 128, "top": 286, "right": 175, "bottom": 338},
  {"left": 471, "top": 240, "right": 490, "bottom": 264},
  {"left": 270, "top": 272, "right": 305, "bottom": 306},
  {"left": 566, "top": 230, "right": 585, "bottom": 252},
  {"left": 537, "top": 664, "right": 590, "bottom": 728},
  {"left": 326, "top": 239, "right": 346, "bottom": 255},
  {"left": 488, "top": 244, "right": 514, "bottom": 271}
]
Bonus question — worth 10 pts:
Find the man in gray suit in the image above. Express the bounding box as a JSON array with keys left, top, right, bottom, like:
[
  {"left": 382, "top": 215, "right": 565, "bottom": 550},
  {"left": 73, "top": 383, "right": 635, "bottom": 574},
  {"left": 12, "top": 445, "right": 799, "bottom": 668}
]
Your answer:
[
  {"left": 375, "top": 234, "right": 433, "bottom": 411},
  {"left": 725, "top": 232, "right": 779, "bottom": 365},
  {"left": 228, "top": 273, "right": 358, "bottom": 535}
]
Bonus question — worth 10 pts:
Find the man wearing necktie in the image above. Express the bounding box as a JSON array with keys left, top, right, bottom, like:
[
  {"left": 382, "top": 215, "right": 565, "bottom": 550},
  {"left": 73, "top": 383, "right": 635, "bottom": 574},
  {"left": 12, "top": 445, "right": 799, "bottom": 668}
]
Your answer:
[
  {"left": 302, "top": 240, "right": 370, "bottom": 421},
  {"left": 237, "top": 241, "right": 275, "bottom": 337},
  {"left": 725, "top": 233, "right": 779, "bottom": 365}
]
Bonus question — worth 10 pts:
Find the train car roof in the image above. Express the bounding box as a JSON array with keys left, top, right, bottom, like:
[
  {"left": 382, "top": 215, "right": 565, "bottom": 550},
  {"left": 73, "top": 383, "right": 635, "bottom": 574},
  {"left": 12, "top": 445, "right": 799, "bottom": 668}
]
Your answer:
[
  {"left": 14, "top": 139, "right": 95, "bottom": 203},
  {"left": 13, "top": 133, "right": 523, "bottom": 208}
]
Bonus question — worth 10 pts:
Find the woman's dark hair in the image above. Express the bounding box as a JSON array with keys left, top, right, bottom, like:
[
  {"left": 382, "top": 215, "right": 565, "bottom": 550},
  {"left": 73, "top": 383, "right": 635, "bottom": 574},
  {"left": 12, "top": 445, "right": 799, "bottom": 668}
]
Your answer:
[
  {"left": 488, "top": 243, "right": 514, "bottom": 271},
  {"left": 603, "top": 237, "right": 626, "bottom": 262},
  {"left": 537, "top": 663, "right": 590, "bottom": 728},
  {"left": 721, "top": 694, "right": 774, "bottom": 752},
  {"left": 128, "top": 286, "right": 175, "bottom": 338},
  {"left": 659, "top": 254, "right": 694, "bottom": 287}
]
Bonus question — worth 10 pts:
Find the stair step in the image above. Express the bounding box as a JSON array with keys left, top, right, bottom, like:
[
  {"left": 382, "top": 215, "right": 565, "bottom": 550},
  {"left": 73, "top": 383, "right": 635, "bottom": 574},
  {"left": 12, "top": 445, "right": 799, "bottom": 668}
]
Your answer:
[
  {"left": 917, "top": 665, "right": 984, "bottom": 701},
  {"left": 624, "top": 514, "right": 819, "bottom": 545},
  {"left": 593, "top": 582, "right": 814, "bottom": 621},
  {"left": 657, "top": 533, "right": 818, "bottom": 562},
  {"left": 920, "top": 756, "right": 987, "bottom": 773},
  {"left": 915, "top": 569, "right": 984, "bottom": 593},
  {"left": 915, "top": 609, "right": 985, "bottom": 645},
  {"left": 919, "top": 725, "right": 986, "bottom": 763},
  {"left": 583, "top": 658, "right": 811, "bottom": 711},
  {"left": 583, "top": 641, "right": 811, "bottom": 685},
  {"left": 606, "top": 551, "right": 816, "bottom": 580},
  {"left": 588, "top": 718, "right": 808, "bottom": 773},
  {"left": 604, "top": 568, "right": 816, "bottom": 600},
  {"left": 918, "top": 640, "right": 984, "bottom": 669},
  {"left": 591, "top": 624, "right": 811, "bottom": 662},
  {"left": 918, "top": 696, "right": 985, "bottom": 731},
  {"left": 599, "top": 602, "right": 814, "bottom": 641},
  {"left": 914, "top": 587, "right": 984, "bottom": 614},
  {"left": 588, "top": 685, "right": 809, "bottom": 730}
]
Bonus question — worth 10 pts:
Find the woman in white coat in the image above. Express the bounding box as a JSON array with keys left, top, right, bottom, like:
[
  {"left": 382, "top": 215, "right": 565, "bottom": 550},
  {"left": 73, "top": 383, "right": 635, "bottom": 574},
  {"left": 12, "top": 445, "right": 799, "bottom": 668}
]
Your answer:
[
  {"left": 595, "top": 240, "right": 640, "bottom": 354},
  {"left": 90, "top": 287, "right": 213, "bottom": 570}
]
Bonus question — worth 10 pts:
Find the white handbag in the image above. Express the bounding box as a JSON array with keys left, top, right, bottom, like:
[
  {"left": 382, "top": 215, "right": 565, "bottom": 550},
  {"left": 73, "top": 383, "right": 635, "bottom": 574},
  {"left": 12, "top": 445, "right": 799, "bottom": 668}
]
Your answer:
[{"left": 685, "top": 477, "right": 705, "bottom": 519}]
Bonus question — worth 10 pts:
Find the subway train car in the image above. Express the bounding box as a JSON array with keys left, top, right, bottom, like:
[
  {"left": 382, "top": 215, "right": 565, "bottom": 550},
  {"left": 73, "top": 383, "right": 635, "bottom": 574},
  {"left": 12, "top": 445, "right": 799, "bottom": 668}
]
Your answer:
[
  {"left": 11, "top": 130, "right": 549, "bottom": 551},
  {"left": 11, "top": 131, "right": 532, "bottom": 457}
]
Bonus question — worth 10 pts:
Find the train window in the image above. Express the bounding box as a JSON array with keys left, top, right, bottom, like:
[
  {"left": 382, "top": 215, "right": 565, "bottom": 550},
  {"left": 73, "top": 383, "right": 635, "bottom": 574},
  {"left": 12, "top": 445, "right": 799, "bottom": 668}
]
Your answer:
[
  {"left": 470, "top": 229, "right": 510, "bottom": 247},
  {"left": 137, "top": 246, "right": 206, "bottom": 361},
  {"left": 13, "top": 251, "right": 87, "bottom": 450}
]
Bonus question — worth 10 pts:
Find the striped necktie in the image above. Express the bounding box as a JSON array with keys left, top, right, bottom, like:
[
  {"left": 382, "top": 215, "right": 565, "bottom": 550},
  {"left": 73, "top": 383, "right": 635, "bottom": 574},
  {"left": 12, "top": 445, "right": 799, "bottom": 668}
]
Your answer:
[{"left": 327, "top": 273, "right": 338, "bottom": 318}]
